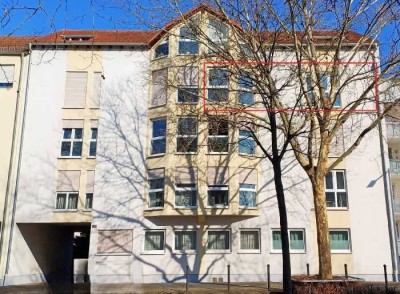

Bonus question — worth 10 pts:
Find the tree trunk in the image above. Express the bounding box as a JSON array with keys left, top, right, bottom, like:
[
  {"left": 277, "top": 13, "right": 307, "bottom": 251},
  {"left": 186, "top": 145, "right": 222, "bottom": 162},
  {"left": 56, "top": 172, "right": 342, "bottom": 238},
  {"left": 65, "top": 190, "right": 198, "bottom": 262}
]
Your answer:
[
  {"left": 312, "top": 165, "right": 332, "bottom": 279},
  {"left": 273, "top": 162, "right": 292, "bottom": 293}
]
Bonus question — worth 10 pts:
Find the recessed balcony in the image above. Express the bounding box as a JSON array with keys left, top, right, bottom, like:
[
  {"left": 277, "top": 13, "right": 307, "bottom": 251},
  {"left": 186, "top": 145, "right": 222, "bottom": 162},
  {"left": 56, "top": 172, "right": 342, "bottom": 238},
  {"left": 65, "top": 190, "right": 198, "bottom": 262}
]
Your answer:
[{"left": 387, "top": 122, "right": 400, "bottom": 140}]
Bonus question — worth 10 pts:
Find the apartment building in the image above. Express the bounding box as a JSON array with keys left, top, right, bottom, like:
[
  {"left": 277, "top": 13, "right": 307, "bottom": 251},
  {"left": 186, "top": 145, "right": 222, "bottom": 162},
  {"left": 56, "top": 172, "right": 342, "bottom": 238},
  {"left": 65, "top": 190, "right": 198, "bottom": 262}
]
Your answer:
[{"left": 0, "top": 4, "right": 397, "bottom": 286}]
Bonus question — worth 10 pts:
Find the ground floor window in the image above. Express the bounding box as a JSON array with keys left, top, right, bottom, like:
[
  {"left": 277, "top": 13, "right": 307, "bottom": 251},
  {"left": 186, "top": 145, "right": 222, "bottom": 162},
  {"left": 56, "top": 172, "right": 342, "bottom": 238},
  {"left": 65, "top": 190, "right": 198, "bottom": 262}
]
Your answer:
[
  {"left": 55, "top": 192, "right": 78, "bottom": 210},
  {"left": 240, "top": 229, "right": 260, "bottom": 252},
  {"left": 207, "top": 230, "right": 230, "bottom": 252},
  {"left": 144, "top": 231, "right": 165, "bottom": 252},
  {"left": 329, "top": 229, "right": 351, "bottom": 252},
  {"left": 271, "top": 229, "right": 305, "bottom": 253}
]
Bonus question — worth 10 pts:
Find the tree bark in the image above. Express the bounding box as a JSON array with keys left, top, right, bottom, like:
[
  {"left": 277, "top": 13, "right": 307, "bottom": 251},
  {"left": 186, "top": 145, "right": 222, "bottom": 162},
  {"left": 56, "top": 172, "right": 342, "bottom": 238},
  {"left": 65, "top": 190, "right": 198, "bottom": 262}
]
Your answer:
[
  {"left": 312, "top": 162, "right": 332, "bottom": 279},
  {"left": 273, "top": 162, "right": 292, "bottom": 293}
]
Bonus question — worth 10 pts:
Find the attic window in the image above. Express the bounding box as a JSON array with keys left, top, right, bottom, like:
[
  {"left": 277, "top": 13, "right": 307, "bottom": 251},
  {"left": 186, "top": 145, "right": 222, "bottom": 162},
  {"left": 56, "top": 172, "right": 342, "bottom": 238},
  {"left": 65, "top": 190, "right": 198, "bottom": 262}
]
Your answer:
[{"left": 62, "top": 35, "right": 93, "bottom": 42}]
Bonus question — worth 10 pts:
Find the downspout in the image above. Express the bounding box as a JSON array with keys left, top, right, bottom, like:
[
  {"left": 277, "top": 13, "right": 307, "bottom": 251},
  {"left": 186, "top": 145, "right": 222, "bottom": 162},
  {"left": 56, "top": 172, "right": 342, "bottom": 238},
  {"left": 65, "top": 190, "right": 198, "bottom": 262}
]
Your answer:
[{"left": 0, "top": 44, "right": 32, "bottom": 285}]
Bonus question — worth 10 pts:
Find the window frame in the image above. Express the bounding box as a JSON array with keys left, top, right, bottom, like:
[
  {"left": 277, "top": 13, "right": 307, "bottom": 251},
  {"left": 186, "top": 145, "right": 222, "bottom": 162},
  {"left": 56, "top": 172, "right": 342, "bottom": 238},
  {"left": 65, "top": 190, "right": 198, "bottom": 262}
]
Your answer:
[
  {"left": 178, "top": 25, "right": 199, "bottom": 55},
  {"left": 60, "top": 128, "right": 83, "bottom": 158},
  {"left": 176, "top": 117, "right": 198, "bottom": 154},
  {"left": 148, "top": 177, "right": 165, "bottom": 209},
  {"left": 329, "top": 229, "right": 351, "bottom": 253},
  {"left": 143, "top": 230, "right": 166, "bottom": 254},
  {"left": 207, "top": 117, "right": 229, "bottom": 153},
  {"left": 173, "top": 230, "right": 198, "bottom": 253},
  {"left": 85, "top": 193, "right": 93, "bottom": 211},
  {"left": 88, "top": 128, "right": 97, "bottom": 158},
  {"left": 0, "top": 64, "right": 14, "bottom": 87},
  {"left": 154, "top": 37, "right": 169, "bottom": 59},
  {"left": 174, "top": 183, "right": 197, "bottom": 208},
  {"left": 206, "top": 230, "right": 231, "bottom": 253},
  {"left": 238, "top": 129, "right": 256, "bottom": 155},
  {"left": 207, "top": 185, "right": 229, "bottom": 208},
  {"left": 55, "top": 192, "right": 79, "bottom": 211},
  {"left": 237, "top": 74, "right": 254, "bottom": 105},
  {"left": 306, "top": 74, "right": 341, "bottom": 108},
  {"left": 207, "top": 67, "right": 229, "bottom": 103},
  {"left": 150, "top": 118, "right": 167, "bottom": 156},
  {"left": 207, "top": 18, "right": 228, "bottom": 54},
  {"left": 271, "top": 228, "right": 306, "bottom": 254},
  {"left": 239, "top": 229, "right": 261, "bottom": 253},
  {"left": 239, "top": 183, "right": 257, "bottom": 208},
  {"left": 325, "top": 170, "right": 348, "bottom": 209}
]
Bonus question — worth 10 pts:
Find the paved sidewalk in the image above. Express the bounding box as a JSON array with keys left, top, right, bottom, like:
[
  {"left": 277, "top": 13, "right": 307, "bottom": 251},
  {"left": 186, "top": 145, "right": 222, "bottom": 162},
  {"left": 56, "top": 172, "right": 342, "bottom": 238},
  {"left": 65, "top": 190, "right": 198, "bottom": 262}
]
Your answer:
[{"left": 1, "top": 282, "right": 283, "bottom": 294}]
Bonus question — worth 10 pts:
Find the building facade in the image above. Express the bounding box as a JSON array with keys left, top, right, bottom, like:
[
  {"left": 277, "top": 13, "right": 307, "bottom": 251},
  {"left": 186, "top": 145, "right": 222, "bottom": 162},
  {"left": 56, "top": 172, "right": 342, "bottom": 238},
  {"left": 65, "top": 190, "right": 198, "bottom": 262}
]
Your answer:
[{"left": 0, "top": 4, "right": 397, "bottom": 286}]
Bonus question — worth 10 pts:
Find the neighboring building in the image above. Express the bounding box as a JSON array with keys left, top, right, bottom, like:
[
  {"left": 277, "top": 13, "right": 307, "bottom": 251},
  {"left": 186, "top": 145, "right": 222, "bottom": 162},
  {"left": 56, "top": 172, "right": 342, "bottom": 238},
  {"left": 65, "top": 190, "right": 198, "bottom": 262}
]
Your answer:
[{"left": 0, "top": 4, "right": 397, "bottom": 286}]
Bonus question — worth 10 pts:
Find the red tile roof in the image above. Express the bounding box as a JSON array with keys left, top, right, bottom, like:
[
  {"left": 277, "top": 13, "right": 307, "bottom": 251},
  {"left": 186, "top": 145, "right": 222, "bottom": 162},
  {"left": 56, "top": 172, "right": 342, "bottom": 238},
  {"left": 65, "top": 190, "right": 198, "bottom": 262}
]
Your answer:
[{"left": 0, "top": 4, "right": 372, "bottom": 52}]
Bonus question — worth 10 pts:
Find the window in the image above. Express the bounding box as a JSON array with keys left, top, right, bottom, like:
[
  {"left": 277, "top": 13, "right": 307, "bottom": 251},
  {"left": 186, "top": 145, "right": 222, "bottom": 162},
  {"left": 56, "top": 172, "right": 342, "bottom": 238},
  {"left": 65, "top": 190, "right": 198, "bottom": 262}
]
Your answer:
[
  {"left": 89, "top": 128, "right": 97, "bottom": 157},
  {"left": 177, "top": 117, "right": 197, "bottom": 153},
  {"left": 55, "top": 192, "right": 78, "bottom": 210},
  {"left": 178, "top": 26, "right": 199, "bottom": 55},
  {"left": 148, "top": 169, "right": 165, "bottom": 208},
  {"left": 85, "top": 193, "right": 93, "bottom": 210},
  {"left": 306, "top": 74, "right": 341, "bottom": 107},
  {"left": 325, "top": 170, "right": 348, "bottom": 208},
  {"left": 208, "top": 19, "right": 228, "bottom": 54},
  {"left": 239, "top": 168, "right": 257, "bottom": 208},
  {"left": 144, "top": 231, "right": 165, "bottom": 252},
  {"left": 177, "top": 67, "right": 199, "bottom": 103},
  {"left": 0, "top": 65, "right": 14, "bottom": 87},
  {"left": 239, "top": 44, "right": 254, "bottom": 60},
  {"left": 175, "top": 167, "right": 197, "bottom": 208},
  {"left": 240, "top": 230, "right": 260, "bottom": 251},
  {"left": 151, "top": 69, "right": 168, "bottom": 107},
  {"left": 154, "top": 38, "right": 169, "bottom": 58},
  {"left": 238, "top": 74, "right": 254, "bottom": 105},
  {"left": 175, "top": 231, "right": 197, "bottom": 252},
  {"left": 238, "top": 130, "right": 256, "bottom": 155},
  {"left": 329, "top": 230, "right": 351, "bottom": 252},
  {"left": 64, "top": 71, "right": 88, "bottom": 108},
  {"left": 208, "top": 68, "right": 229, "bottom": 103},
  {"left": 207, "top": 230, "right": 230, "bottom": 251},
  {"left": 208, "top": 117, "right": 229, "bottom": 153},
  {"left": 272, "top": 229, "right": 306, "bottom": 252},
  {"left": 151, "top": 119, "right": 166, "bottom": 155},
  {"left": 60, "top": 128, "right": 83, "bottom": 157},
  {"left": 208, "top": 185, "right": 229, "bottom": 207},
  {"left": 97, "top": 230, "right": 133, "bottom": 254}
]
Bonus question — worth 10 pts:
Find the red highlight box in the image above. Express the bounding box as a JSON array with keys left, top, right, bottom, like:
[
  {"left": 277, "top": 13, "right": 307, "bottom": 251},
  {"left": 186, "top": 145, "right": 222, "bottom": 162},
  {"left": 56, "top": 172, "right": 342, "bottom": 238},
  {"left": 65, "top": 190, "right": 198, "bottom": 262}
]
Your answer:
[{"left": 201, "top": 61, "right": 379, "bottom": 113}]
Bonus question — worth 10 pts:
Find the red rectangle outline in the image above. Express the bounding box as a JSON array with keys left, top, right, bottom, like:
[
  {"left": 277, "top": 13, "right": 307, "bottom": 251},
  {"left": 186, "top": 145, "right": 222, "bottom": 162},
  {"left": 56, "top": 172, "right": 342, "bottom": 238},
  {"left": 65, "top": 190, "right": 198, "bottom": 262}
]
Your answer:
[{"left": 202, "top": 61, "right": 379, "bottom": 114}]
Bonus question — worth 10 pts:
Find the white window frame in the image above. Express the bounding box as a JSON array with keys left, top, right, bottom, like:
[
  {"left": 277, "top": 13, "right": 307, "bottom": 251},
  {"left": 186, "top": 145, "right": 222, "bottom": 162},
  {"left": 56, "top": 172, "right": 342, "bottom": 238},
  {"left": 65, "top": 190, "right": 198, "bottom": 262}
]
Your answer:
[
  {"left": 150, "top": 118, "right": 167, "bottom": 156},
  {"left": 237, "top": 74, "right": 254, "bottom": 105},
  {"left": 239, "top": 183, "right": 257, "bottom": 208},
  {"left": 173, "top": 230, "right": 198, "bottom": 253},
  {"left": 0, "top": 65, "right": 14, "bottom": 87},
  {"left": 55, "top": 192, "right": 78, "bottom": 211},
  {"left": 271, "top": 229, "right": 306, "bottom": 254},
  {"left": 60, "top": 128, "right": 83, "bottom": 158},
  {"left": 306, "top": 74, "right": 341, "bottom": 108},
  {"left": 174, "top": 183, "right": 197, "bottom": 208},
  {"left": 238, "top": 129, "right": 256, "bottom": 155},
  {"left": 325, "top": 170, "right": 348, "bottom": 209},
  {"left": 239, "top": 229, "right": 261, "bottom": 253},
  {"left": 85, "top": 193, "right": 93, "bottom": 211},
  {"left": 208, "top": 118, "right": 229, "bottom": 153},
  {"left": 329, "top": 229, "right": 351, "bottom": 253},
  {"left": 178, "top": 25, "right": 199, "bottom": 55},
  {"left": 208, "top": 18, "right": 228, "bottom": 53},
  {"left": 154, "top": 37, "right": 169, "bottom": 59},
  {"left": 176, "top": 117, "right": 198, "bottom": 154},
  {"left": 207, "top": 185, "right": 229, "bottom": 208},
  {"left": 148, "top": 177, "right": 164, "bottom": 209},
  {"left": 206, "top": 230, "right": 231, "bottom": 253},
  {"left": 88, "top": 128, "right": 97, "bottom": 158},
  {"left": 143, "top": 230, "right": 166, "bottom": 254},
  {"left": 207, "top": 67, "right": 229, "bottom": 103}
]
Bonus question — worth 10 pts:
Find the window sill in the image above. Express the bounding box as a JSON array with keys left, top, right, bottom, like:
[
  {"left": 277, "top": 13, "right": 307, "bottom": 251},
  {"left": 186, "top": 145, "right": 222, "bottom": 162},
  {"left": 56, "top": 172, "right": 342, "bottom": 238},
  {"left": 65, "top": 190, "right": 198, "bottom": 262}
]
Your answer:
[
  {"left": 239, "top": 207, "right": 258, "bottom": 210},
  {"left": 140, "top": 251, "right": 165, "bottom": 255},
  {"left": 145, "top": 207, "right": 164, "bottom": 211},
  {"left": 326, "top": 207, "right": 349, "bottom": 211},
  {"left": 53, "top": 209, "right": 78, "bottom": 213},
  {"left": 152, "top": 55, "right": 168, "bottom": 61},
  {"left": 270, "top": 250, "right": 306, "bottom": 254},
  {"left": 206, "top": 250, "right": 231, "bottom": 254},
  {"left": 147, "top": 153, "right": 165, "bottom": 158},
  {"left": 58, "top": 156, "right": 82, "bottom": 159},
  {"left": 148, "top": 104, "right": 167, "bottom": 110},
  {"left": 177, "top": 53, "right": 199, "bottom": 57},
  {"left": 237, "top": 250, "right": 261, "bottom": 254},
  {"left": 87, "top": 156, "right": 96, "bottom": 159},
  {"left": 239, "top": 153, "right": 256, "bottom": 157},
  {"left": 172, "top": 251, "right": 198, "bottom": 255}
]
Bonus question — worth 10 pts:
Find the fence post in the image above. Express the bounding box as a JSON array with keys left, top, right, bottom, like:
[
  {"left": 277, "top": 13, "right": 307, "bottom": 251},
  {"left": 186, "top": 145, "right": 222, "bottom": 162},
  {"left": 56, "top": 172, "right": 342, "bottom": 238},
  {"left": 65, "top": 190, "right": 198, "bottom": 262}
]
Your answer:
[
  {"left": 227, "top": 264, "right": 231, "bottom": 291},
  {"left": 384, "top": 264, "right": 388, "bottom": 293},
  {"left": 267, "top": 264, "right": 271, "bottom": 290},
  {"left": 306, "top": 263, "right": 310, "bottom": 276},
  {"left": 186, "top": 265, "right": 189, "bottom": 293},
  {"left": 344, "top": 263, "right": 348, "bottom": 279}
]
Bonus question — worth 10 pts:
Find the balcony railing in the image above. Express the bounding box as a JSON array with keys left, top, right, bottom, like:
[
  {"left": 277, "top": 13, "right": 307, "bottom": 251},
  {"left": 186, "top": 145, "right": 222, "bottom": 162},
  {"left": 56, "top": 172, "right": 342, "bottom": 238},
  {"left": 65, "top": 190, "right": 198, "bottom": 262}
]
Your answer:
[
  {"left": 390, "top": 159, "right": 400, "bottom": 175},
  {"left": 386, "top": 122, "right": 400, "bottom": 138}
]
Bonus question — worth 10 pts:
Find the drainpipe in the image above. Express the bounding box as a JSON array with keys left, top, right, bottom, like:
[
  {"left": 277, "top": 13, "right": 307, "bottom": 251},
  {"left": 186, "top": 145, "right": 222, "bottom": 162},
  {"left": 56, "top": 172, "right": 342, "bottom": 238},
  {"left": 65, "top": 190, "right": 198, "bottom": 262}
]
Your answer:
[
  {"left": 379, "top": 111, "right": 399, "bottom": 282},
  {"left": 0, "top": 44, "right": 32, "bottom": 286}
]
